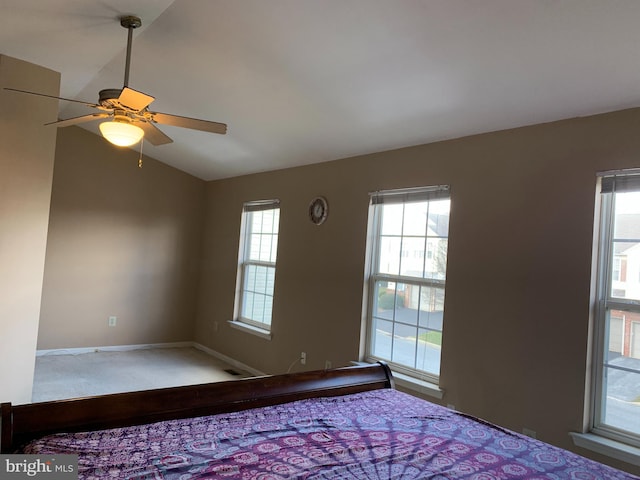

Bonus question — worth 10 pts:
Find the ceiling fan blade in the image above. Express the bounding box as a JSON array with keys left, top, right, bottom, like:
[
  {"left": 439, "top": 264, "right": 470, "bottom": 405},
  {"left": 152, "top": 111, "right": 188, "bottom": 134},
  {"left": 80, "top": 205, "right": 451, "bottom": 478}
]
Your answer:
[
  {"left": 151, "top": 112, "right": 227, "bottom": 135},
  {"left": 138, "top": 121, "right": 173, "bottom": 146},
  {"left": 3, "top": 87, "right": 99, "bottom": 108},
  {"left": 118, "top": 87, "right": 154, "bottom": 111},
  {"left": 45, "top": 113, "right": 110, "bottom": 128}
]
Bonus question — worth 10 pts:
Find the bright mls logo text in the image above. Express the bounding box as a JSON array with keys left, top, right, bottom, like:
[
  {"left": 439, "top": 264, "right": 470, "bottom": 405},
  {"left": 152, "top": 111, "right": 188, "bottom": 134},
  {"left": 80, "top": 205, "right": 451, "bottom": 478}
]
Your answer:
[{"left": 0, "top": 455, "right": 77, "bottom": 479}]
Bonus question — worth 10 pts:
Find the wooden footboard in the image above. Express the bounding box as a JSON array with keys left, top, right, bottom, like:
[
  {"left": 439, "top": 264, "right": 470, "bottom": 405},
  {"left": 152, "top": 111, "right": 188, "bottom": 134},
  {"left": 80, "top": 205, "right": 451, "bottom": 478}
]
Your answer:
[{"left": 1, "top": 361, "right": 393, "bottom": 453}]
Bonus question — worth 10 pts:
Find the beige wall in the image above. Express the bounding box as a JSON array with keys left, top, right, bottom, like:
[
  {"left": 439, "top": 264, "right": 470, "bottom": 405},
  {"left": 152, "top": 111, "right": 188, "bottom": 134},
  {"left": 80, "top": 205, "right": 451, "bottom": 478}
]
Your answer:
[
  {"left": 37, "top": 127, "right": 205, "bottom": 349},
  {"left": 195, "top": 108, "right": 640, "bottom": 474},
  {"left": 0, "top": 55, "right": 59, "bottom": 403}
]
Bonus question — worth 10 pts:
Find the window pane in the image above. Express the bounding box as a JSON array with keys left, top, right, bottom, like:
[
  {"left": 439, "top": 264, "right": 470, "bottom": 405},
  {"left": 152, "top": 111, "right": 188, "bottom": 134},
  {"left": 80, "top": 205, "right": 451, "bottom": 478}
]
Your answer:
[
  {"left": 242, "top": 291, "right": 254, "bottom": 320},
  {"left": 265, "top": 266, "right": 275, "bottom": 293},
  {"left": 374, "top": 281, "right": 396, "bottom": 320},
  {"left": 381, "top": 204, "right": 403, "bottom": 235},
  {"left": 252, "top": 293, "right": 266, "bottom": 322},
  {"left": 417, "top": 328, "right": 441, "bottom": 375},
  {"left": 254, "top": 266, "right": 268, "bottom": 294},
  {"left": 396, "top": 283, "right": 418, "bottom": 326},
  {"left": 260, "top": 210, "right": 275, "bottom": 234},
  {"left": 263, "top": 295, "right": 273, "bottom": 325},
  {"left": 428, "top": 199, "right": 451, "bottom": 236},
  {"left": 404, "top": 284, "right": 421, "bottom": 322},
  {"left": 403, "top": 202, "right": 427, "bottom": 236},
  {"left": 418, "top": 286, "right": 445, "bottom": 330},
  {"left": 244, "top": 265, "right": 256, "bottom": 293},
  {"left": 391, "top": 322, "right": 417, "bottom": 368},
  {"left": 249, "top": 234, "right": 262, "bottom": 260},
  {"left": 270, "top": 234, "right": 278, "bottom": 263},
  {"left": 251, "top": 212, "right": 263, "bottom": 232},
  {"left": 371, "top": 318, "right": 393, "bottom": 359},
  {"left": 400, "top": 237, "right": 426, "bottom": 277},
  {"left": 378, "top": 236, "right": 401, "bottom": 275},
  {"left": 258, "top": 234, "right": 274, "bottom": 262},
  {"left": 425, "top": 238, "right": 448, "bottom": 280}
]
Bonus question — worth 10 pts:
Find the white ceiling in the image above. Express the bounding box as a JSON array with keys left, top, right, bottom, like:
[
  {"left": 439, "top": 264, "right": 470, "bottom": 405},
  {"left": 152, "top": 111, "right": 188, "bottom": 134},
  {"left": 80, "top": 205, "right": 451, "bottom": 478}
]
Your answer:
[{"left": 2, "top": 1, "right": 640, "bottom": 180}]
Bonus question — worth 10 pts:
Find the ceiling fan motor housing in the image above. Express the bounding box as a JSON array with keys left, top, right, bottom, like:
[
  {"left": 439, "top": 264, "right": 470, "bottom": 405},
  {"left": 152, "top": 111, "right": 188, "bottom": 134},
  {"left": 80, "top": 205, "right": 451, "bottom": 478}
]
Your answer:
[
  {"left": 120, "top": 16, "right": 142, "bottom": 29},
  {"left": 99, "top": 89, "right": 124, "bottom": 108}
]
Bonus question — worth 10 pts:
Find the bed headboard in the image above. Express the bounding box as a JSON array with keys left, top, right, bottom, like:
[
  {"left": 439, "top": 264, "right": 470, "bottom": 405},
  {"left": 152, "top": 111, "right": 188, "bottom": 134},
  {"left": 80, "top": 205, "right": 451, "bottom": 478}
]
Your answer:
[{"left": 1, "top": 361, "right": 393, "bottom": 453}]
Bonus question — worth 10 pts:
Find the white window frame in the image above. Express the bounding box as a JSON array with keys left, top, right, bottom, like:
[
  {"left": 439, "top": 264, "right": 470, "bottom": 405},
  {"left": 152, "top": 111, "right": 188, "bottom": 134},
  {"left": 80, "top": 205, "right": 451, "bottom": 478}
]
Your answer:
[
  {"left": 363, "top": 185, "right": 451, "bottom": 387},
  {"left": 233, "top": 199, "right": 280, "bottom": 335},
  {"left": 590, "top": 169, "right": 640, "bottom": 450}
]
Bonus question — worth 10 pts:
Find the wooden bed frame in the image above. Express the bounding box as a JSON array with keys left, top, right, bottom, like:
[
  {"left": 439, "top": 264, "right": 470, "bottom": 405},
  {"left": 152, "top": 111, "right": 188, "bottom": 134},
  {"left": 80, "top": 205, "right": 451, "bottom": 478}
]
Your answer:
[{"left": 0, "top": 362, "right": 394, "bottom": 453}]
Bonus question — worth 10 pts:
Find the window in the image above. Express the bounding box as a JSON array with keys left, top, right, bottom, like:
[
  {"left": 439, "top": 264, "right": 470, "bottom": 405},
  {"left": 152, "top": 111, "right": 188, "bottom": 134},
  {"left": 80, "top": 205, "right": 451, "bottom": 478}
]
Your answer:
[
  {"left": 592, "top": 170, "right": 640, "bottom": 447},
  {"left": 235, "top": 200, "right": 280, "bottom": 332},
  {"left": 364, "top": 186, "right": 451, "bottom": 384},
  {"left": 612, "top": 257, "right": 622, "bottom": 282}
]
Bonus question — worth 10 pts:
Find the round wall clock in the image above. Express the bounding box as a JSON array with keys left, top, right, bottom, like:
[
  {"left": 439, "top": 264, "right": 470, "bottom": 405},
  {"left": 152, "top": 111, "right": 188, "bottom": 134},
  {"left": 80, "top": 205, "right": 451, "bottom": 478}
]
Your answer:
[{"left": 309, "top": 196, "right": 329, "bottom": 225}]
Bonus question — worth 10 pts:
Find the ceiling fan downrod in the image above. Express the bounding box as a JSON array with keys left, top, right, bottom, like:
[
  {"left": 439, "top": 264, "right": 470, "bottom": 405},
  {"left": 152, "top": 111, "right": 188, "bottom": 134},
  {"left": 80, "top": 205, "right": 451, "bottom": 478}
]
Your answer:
[{"left": 120, "top": 15, "right": 142, "bottom": 88}]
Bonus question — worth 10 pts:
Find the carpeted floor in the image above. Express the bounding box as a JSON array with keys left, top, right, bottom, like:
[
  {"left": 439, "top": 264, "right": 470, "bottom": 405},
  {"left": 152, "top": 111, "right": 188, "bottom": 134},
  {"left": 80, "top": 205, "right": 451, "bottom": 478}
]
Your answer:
[{"left": 32, "top": 347, "right": 250, "bottom": 403}]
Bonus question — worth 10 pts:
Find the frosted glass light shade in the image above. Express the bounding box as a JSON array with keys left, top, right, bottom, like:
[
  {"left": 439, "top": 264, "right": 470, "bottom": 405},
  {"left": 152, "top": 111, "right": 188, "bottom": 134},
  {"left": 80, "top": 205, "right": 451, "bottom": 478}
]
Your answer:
[{"left": 99, "top": 120, "right": 144, "bottom": 147}]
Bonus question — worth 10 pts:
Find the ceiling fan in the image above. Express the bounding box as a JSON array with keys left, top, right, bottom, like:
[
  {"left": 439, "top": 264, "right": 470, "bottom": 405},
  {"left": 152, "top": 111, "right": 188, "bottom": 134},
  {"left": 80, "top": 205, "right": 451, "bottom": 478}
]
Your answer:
[{"left": 4, "top": 15, "right": 227, "bottom": 148}]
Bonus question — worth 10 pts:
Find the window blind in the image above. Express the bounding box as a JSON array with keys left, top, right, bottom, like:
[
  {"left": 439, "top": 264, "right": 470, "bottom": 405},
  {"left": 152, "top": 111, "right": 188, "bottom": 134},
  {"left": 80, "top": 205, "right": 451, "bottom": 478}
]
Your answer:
[
  {"left": 600, "top": 169, "right": 640, "bottom": 194},
  {"left": 243, "top": 199, "right": 281, "bottom": 212},
  {"left": 370, "top": 185, "right": 450, "bottom": 205}
]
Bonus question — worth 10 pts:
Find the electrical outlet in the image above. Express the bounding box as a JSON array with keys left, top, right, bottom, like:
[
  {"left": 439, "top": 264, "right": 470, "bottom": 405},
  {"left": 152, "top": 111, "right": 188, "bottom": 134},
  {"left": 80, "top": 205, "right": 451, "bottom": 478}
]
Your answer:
[
  {"left": 523, "top": 428, "right": 536, "bottom": 439},
  {"left": 447, "top": 404, "right": 456, "bottom": 411},
  {"left": 325, "top": 360, "right": 332, "bottom": 369},
  {"left": 300, "top": 352, "right": 306, "bottom": 365},
  {"left": 213, "top": 321, "right": 218, "bottom": 332},
  {"left": 108, "top": 316, "right": 117, "bottom": 327}
]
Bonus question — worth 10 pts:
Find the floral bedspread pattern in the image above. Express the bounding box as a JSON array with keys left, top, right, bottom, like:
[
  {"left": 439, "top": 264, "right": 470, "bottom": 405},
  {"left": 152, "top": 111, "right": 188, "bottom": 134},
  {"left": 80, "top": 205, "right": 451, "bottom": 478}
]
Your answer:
[{"left": 24, "top": 389, "right": 638, "bottom": 479}]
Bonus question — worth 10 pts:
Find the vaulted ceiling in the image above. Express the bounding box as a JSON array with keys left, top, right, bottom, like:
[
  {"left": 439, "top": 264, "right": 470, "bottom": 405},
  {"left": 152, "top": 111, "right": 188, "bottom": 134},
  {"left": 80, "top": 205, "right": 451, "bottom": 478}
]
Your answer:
[{"left": 2, "top": 1, "right": 640, "bottom": 180}]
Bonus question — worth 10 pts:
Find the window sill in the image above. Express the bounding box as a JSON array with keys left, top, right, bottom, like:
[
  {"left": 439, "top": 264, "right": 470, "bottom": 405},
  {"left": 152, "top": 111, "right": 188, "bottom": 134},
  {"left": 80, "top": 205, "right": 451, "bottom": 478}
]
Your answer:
[
  {"left": 570, "top": 432, "right": 640, "bottom": 467},
  {"left": 390, "top": 371, "right": 444, "bottom": 400},
  {"left": 357, "top": 359, "right": 444, "bottom": 399},
  {"left": 228, "top": 320, "right": 272, "bottom": 340}
]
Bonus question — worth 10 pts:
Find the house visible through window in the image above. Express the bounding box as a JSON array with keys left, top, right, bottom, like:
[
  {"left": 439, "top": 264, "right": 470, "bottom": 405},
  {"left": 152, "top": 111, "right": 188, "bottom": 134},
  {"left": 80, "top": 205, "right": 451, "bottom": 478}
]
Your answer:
[
  {"left": 592, "top": 170, "right": 640, "bottom": 448},
  {"left": 364, "top": 186, "right": 451, "bottom": 384},
  {"left": 235, "top": 200, "right": 280, "bottom": 332}
]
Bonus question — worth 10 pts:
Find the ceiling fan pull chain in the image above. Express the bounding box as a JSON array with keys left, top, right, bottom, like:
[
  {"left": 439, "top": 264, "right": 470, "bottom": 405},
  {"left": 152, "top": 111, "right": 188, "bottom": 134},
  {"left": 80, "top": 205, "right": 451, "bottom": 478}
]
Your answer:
[{"left": 138, "top": 137, "right": 144, "bottom": 168}]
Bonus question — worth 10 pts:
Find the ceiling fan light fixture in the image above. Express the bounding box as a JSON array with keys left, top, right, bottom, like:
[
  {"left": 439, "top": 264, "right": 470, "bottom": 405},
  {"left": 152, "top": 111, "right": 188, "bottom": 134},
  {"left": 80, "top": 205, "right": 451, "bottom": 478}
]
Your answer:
[{"left": 99, "top": 119, "right": 144, "bottom": 147}]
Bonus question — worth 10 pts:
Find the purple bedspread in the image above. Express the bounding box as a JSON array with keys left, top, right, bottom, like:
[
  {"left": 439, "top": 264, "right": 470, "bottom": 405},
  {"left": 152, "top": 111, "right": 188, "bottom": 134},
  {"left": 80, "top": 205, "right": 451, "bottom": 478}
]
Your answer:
[{"left": 23, "top": 389, "right": 638, "bottom": 479}]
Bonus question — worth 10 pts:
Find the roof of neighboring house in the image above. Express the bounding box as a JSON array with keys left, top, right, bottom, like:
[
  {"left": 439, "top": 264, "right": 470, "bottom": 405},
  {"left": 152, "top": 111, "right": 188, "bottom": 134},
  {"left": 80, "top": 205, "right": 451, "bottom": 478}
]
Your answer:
[{"left": 428, "top": 214, "right": 450, "bottom": 238}]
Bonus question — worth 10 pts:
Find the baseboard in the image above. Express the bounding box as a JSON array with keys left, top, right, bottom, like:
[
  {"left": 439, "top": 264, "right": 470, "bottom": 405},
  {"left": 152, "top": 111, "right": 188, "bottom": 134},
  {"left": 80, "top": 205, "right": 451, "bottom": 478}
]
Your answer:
[
  {"left": 35, "top": 341, "right": 266, "bottom": 378},
  {"left": 37, "top": 341, "right": 195, "bottom": 357},
  {"left": 192, "top": 343, "right": 265, "bottom": 377}
]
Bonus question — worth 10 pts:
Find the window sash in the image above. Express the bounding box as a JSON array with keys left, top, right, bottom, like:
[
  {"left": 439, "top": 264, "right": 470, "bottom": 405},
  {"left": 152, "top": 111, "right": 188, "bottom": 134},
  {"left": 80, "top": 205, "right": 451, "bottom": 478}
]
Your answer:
[
  {"left": 238, "top": 262, "right": 275, "bottom": 328},
  {"left": 366, "top": 275, "right": 445, "bottom": 384}
]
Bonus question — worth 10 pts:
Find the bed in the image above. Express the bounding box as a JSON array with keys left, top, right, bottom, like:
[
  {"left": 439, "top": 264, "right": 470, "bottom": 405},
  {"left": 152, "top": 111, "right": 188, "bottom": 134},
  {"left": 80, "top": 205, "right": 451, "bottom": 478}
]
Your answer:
[{"left": 1, "top": 362, "right": 637, "bottom": 479}]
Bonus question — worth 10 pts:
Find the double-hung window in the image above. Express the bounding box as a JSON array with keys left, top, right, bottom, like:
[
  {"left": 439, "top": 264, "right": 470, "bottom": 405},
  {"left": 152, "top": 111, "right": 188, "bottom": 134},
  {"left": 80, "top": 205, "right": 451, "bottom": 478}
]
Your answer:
[
  {"left": 364, "top": 186, "right": 451, "bottom": 384},
  {"left": 235, "top": 200, "right": 280, "bottom": 332},
  {"left": 592, "top": 170, "right": 640, "bottom": 448}
]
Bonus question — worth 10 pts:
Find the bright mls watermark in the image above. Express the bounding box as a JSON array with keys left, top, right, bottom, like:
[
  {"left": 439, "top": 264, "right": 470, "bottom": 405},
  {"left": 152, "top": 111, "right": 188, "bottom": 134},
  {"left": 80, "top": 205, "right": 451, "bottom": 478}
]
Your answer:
[{"left": 0, "top": 455, "right": 77, "bottom": 479}]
